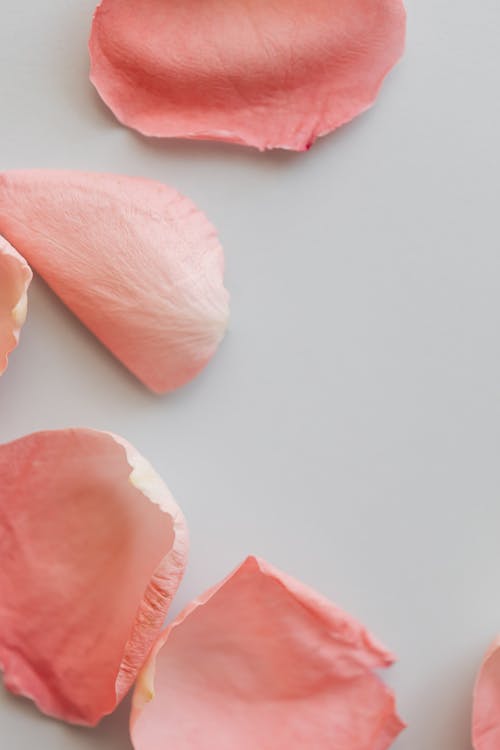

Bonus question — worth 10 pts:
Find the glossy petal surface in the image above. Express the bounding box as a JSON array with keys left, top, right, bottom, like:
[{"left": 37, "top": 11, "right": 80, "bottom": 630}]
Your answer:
[
  {"left": 0, "top": 429, "right": 188, "bottom": 725},
  {"left": 131, "top": 557, "right": 404, "bottom": 749},
  {"left": 0, "top": 170, "right": 229, "bottom": 393},
  {"left": 89, "top": 0, "right": 406, "bottom": 151},
  {"left": 0, "top": 236, "right": 32, "bottom": 375},
  {"left": 473, "top": 638, "right": 500, "bottom": 749}
]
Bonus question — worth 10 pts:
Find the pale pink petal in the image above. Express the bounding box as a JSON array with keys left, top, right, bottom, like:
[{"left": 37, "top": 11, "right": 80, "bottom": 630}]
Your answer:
[
  {"left": 0, "top": 170, "right": 229, "bottom": 393},
  {"left": 131, "top": 556, "right": 404, "bottom": 750},
  {"left": 89, "top": 0, "right": 406, "bottom": 151},
  {"left": 472, "top": 637, "right": 500, "bottom": 749},
  {"left": 0, "top": 428, "right": 188, "bottom": 726},
  {"left": 0, "top": 236, "right": 32, "bottom": 375}
]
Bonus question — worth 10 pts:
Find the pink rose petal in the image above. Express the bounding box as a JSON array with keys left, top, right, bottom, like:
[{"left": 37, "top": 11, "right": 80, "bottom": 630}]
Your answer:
[
  {"left": 0, "top": 170, "right": 229, "bottom": 393},
  {"left": 131, "top": 556, "right": 404, "bottom": 749},
  {"left": 0, "top": 428, "right": 188, "bottom": 726},
  {"left": 89, "top": 0, "right": 406, "bottom": 151},
  {"left": 472, "top": 637, "right": 500, "bottom": 749},
  {"left": 0, "top": 236, "right": 32, "bottom": 375}
]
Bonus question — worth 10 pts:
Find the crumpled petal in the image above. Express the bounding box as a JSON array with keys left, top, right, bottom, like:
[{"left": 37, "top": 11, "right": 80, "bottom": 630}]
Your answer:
[
  {"left": 0, "top": 170, "right": 229, "bottom": 393},
  {"left": 472, "top": 637, "right": 500, "bottom": 749},
  {"left": 131, "top": 556, "right": 404, "bottom": 749},
  {"left": 89, "top": 0, "right": 406, "bottom": 151},
  {"left": 0, "top": 428, "right": 188, "bottom": 726},
  {"left": 0, "top": 236, "right": 32, "bottom": 375}
]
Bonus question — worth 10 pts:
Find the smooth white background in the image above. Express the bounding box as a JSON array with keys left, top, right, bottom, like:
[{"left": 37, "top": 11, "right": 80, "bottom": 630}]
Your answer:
[{"left": 1, "top": 1, "right": 499, "bottom": 748}]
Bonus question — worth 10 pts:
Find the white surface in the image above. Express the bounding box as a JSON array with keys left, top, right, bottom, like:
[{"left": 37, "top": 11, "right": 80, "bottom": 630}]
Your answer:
[{"left": 1, "top": 1, "right": 499, "bottom": 748}]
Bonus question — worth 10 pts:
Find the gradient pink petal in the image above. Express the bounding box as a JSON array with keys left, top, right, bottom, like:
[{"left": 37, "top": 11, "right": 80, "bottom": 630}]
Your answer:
[
  {"left": 0, "top": 428, "right": 188, "bottom": 725},
  {"left": 472, "top": 637, "right": 500, "bottom": 749},
  {"left": 131, "top": 556, "right": 404, "bottom": 750},
  {"left": 0, "top": 236, "right": 32, "bottom": 375},
  {"left": 89, "top": 0, "right": 406, "bottom": 151},
  {"left": 0, "top": 170, "right": 229, "bottom": 393}
]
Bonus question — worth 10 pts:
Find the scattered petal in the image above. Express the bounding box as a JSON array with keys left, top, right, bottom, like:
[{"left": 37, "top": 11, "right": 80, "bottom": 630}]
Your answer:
[
  {"left": 131, "top": 556, "right": 404, "bottom": 749},
  {"left": 0, "top": 236, "right": 32, "bottom": 375},
  {"left": 0, "top": 170, "right": 229, "bottom": 393},
  {"left": 472, "top": 637, "right": 500, "bottom": 749},
  {"left": 0, "top": 428, "right": 188, "bottom": 725},
  {"left": 89, "top": 0, "right": 406, "bottom": 151}
]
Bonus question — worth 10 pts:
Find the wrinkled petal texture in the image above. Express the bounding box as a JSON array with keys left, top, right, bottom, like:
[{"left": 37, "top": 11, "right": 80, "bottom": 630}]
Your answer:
[
  {"left": 473, "top": 637, "right": 500, "bottom": 749},
  {"left": 0, "top": 170, "right": 229, "bottom": 393},
  {"left": 131, "top": 556, "right": 404, "bottom": 750},
  {"left": 0, "top": 428, "right": 188, "bottom": 725},
  {"left": 0, "top": 236, "right": 32, "bottom": 375},
  {"left": 89, "top": 0, "right": 406, "bottom": 151}
]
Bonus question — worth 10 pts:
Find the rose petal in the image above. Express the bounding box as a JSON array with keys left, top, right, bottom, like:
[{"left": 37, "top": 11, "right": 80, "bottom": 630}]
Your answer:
[
  {"left": 131, "top": 556, "right": 404, "bottom": 749},
  {"left": 89, "top": 0, "right": 406, "bottom": 151},
  {"left": 472, "top": 637, "right": 500, "bottom": 749},
  {"left": 0, "top": 236, "right": 32, "bottom": 375},
  {"left": 0, "top": 428, "right": 188, "bottom": 725},
  {"left": 0, "top": 170, "right": 229, "bottom": 393}
]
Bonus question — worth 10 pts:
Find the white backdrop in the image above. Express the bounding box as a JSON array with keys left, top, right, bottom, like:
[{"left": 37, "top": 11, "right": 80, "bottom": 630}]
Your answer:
[{"left": 1, "top": 1, "right": 499, "bottom": 748}]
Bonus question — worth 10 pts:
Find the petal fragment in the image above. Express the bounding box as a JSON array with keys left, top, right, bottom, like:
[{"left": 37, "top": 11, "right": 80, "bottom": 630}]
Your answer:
[
  {"left": 0, "top": 428, "right": 188, "bottom": 725},
  {"left": 0, "top": 236, "right": 32, "bottom": 375},
  {"left": 472, "top": 638, "right": 500, "bottom": 749},
  {"left": 89, "top": 0, "right": 406, "bottom": 151},
  {"left": 0, "top": 170, "right": 229, "bottom": 393},
  {"left": 131, "top": 556, "right": 404, "bottom": 750}
]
